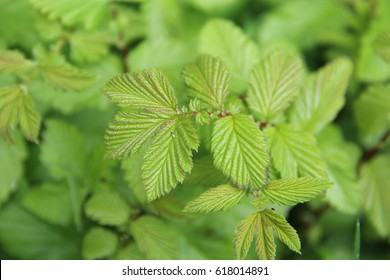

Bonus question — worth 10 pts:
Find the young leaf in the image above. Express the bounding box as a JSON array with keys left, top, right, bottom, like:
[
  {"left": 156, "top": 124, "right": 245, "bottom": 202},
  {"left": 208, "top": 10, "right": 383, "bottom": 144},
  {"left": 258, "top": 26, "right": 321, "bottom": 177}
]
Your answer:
[
  {"left": 199, "top": 19, "right": 260, "bottom": 92},
  {"left": 262, "top": 209, "right": 301, "bottom": 253},
  {"left": 247, "top": 51, "right": 303, "bottom": 122},
  {"left": 30, "top": 0, "right": 109, "bottom": 29},
  {"left": 354, "top": 84, "right": 390, "bottom": 147},
  {"left": 130, "top": 215, "right": 179, "bottom": 259},
  {"left": 289, "top": 57, "right": 353, "bottom": 134},
  {"left": 85, "top": 190, "right": 132, "bottom": 226},
  {"left": 0, "top": 85, "right": 41, "bottom": 142},
  {"left": 0, "top": 49, "right": 33, "bottom": 73},
  {"left": 182, "top": 55, "right": 232, "bottom": 108},
  {"left": 360, "top": 155, "right": 390, "bottom": 237},
  {"left": 184, "top": 185, "right": 248, "bottom": 213},
  {"left": 234, "top": 212, "right": 257, "bottom": 260},
  {"left": 39, "top": 62, "right": 95, "bottom": 91},
  {"left": 103, "top": 69, "right": 178, "bottom": 112},
  {"left": 264, "top": 124, "right": 328, "bottom": 178},
  {"left": 143, "top": 115, "right": 199, "bottom": 200},
  {"left": 211, "top": 114, "right": 270, "bottom": 190},
  {"left": 263, "top": 177, "right": 333, "bottom": 206},
  {"left": 374, "top": 31, "right": 390, "bottom": 62},
  {"left": 82, "top": 227, "right": 119, "bottom": 260},
  {"left": 255, "top": 211, "right": 276, "bottom": 260}
]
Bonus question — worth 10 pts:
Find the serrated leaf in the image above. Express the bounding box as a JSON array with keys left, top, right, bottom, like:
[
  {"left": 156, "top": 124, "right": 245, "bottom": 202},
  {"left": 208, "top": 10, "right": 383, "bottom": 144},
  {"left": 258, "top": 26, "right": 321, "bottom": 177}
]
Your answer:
[
  {"left": 317, "top": 125, "right": 362, "bottom": 214},
  {"left": 233, "top": 212, "right": 257, "bottom": 260},
  {"left": 199, "top": 19, "right": 260, "bottom": 92},
  {"left": 0, "top": 49, "right": 33, "bottom": 73},
  {"left": 85, "top": 190, "right": 132, "bottom": 226},
  {"left": 130, "top": 215, "right": 179, "bottom": 259},
  {"left": 22, "top": 183, "right": 73, "bottom": 226},
  {"left": 143, "top": 115, "right": 199, "bottom": 200},
  {"left": 39, "top": 62, "right": 95, "bottom": 91},
  {"left": 82, "top": 227, "right": 119, "bottom": 260},
  {"left": 182, "top": 55, "right": 232, "bottom": 108},
  {"left": 105, "top": 111, "right": 172, "bottom": 159},
  {"left": 263, "top": 177, "right": 333, "bottom": 206},
  {"left": 40, "top": 119, "right": 85, "bottom": 179},
  {"left": 374, "top": 31, "right": 390, "bottom": 62},
  {"left": 211, "top": 114, "right": 270, "bottom": 190},
  {"left": 264, "top": 124, "right": 328, "bottom": 178},
  {"left": 289, "top": 57, "right": 353, "bottom": 134},
  {"left": 184, "top": 185, "right": 248, "bottom": 213},
  {"left": 354, "top": 84, "right": 390, "bottom": 147},
  {"left": 30, "top": 0, "right": 109, "bottom": 29},
  {"left": 248, "top": 51, "right": 303, "bottom": 122},
  {"left": 255, "top": 211, "right": 276, "bottom": 260},
  {"left": 262, "top": 209, "right": 301, "bottom": 253},
  {"left": 103, "top": 69, "right": 178, "bottom": 112},
  {"left": 360, "top": 155, "right": 390, "bottom": 237},
  {"left": 0, "top": 85, "right": 41, "bottom": 142}
]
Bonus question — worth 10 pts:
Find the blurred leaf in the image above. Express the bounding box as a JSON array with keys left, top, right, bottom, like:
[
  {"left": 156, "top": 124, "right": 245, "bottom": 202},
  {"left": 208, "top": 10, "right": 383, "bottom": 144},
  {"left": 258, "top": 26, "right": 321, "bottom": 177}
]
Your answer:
[
  {"left": 264, "top": 124, "right": 328, "bottom": 178},
  {"left": 374, "top": 31, "right": 390, "bottom": 63},
  {"left": 189, "top": 0, "right": 242, "bottom": 14},
  {"left": 263, "top": 177, "right": 332, "bottom": 206},
  {"left": 30, "top": 0, "right": 110, "bottom": 29},
  {"left": 289, "top": 57, "right": 353, "bottom": 134},
  {"left": 184, "top": 185, "right": 248, "bottom": 213},
  {"left": 130, "top": 215, "right": 179, "bottom": 259},
  {"left": 82, "top": 227, "right": 119, "bottom": 260},
  {"left": 0, "top": 49, "right": 34, "bottom": 73},
  {"left": 247, "top": 50, "right": 303, "bottom": 122},
  {"left": 360, "top": 155, "right": 390, "bottom": 237},
  {"left": 317, "top": 125, "right": 363, "bottom": 214},
  {"left": 0, "top": 85, "right": 41, "bottom": 142},
  {"left": 0, "top": 137, "right": 26, "bottom": 207},
  {"left": 122, "top": 153, "right": 147, "bottom": 203},
  {"left": 40, "top": 119, "right": 85, "bottom": 179},
  {"left": 0, "top": 203, "right": 78, "bottom": 259},
  {"left": 116, "top": 243, "right": 146, "bottom": 260},
  {"left": 182, "top": 55, "right": 232, "bottom": 108},
  {"left": 85, "top": 190, "right": 132, "bottom": 226},
  {"left": 354, "top": 84, "right": 390, "bottom": 147},
  {"left": 212, "top": 115, "right": 270, "bottom": 190},
  {"left": 22, "top": 183, "right": 73, "bottom": 226},
  {"left": 200, "top": 19, "right": 260, "bottom": 92}
]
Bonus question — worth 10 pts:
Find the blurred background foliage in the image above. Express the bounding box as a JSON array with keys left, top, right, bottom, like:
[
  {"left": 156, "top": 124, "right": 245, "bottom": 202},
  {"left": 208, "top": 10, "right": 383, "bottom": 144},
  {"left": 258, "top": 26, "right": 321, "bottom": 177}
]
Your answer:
[{"left": 0, "top": 0, "right": 389, "bottom": 260}]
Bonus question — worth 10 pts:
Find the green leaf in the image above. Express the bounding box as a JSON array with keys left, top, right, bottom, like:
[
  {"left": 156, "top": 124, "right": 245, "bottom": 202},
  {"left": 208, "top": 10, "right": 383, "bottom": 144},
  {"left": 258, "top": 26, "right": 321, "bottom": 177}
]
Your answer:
[
  {"left": 105, "top": 111, "right": 172, "bottom": 159},
  {"left": 199, "top": 19, "right": 260, "bottom": 92},
  {"left": 255, "top": 211, "right": 276, "bottom": 260},
  {"left": 262, "top": 209, "right": 301, "bottom": 253},
  {"left": 40, "top": 119, "right": 85, "bottom": 179},
  {"left": 233, "top": 212, "right": 257, "bottom": 260},
  {"left": 82, "top": 227, "right": 119, "bottom": 260},
  {"left": 85, "top": 190, "right": 132, "bottom": 226},
  {"left": 184, "top": 185, "right": 248, "bottom": 213},
  {"left": 116, "top": 243, "right": 146, "bottom": 260},
  {"left": 130, "top": 215, "right": 179, "bottom": 259},
  {"left": 182, "top": 55, "right": 232, "bottom": 108},
  {"left": 354, "top": 84, "right": 390, "bottom": 147},
  {"left": 103, "top": 69, "right": 178, "bottom": 112},
  {"left": 0, "top": 85, "right": 41, "bottom": 142},
  {"left": 39, "top": 62, "right": 95, "bottom": 91},
  {"left": 30, "top": 0, "right": 109, "bottom": 29},
  {"left": 211, "top": 114, "right": 270, "bottom": 190},
  {"left": 0, "top": 49, "right": 33, "bottom": 73},
  {"left": 264, "top": 124, "right": 328, "bottom": 178},
  {"left": 247, "top": 50, "right": 303, "bottom": 122},
  {"left": 122, "top": 153, "right": 147, "bottom": 203},
  {"left": 143, "top": 115, "right": 199, "bottom": 200},
  {"left": 317, "top": 125, "right": 362, "bottom": 214},
  {"left": 374, "top": 31, "right": 390, "bottom": 63},
  {"left": 263, "top": 177, "right": 333, "bottom": 206},
  {"left": 22, "top": 183, "right": 73, "bottom": 226},
  {"left": 289, "top": 57, "right": 353, "bottom": 134},
  {"left": 0, "top": 203, "right": 78, "bottom": 259},
  {"left": 360, "top": 155, "right": 390, "bottom": 237},
  {"left": 0, "top": 137, "right": 26, "bottom": 207}
]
